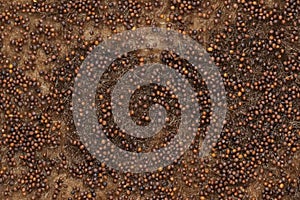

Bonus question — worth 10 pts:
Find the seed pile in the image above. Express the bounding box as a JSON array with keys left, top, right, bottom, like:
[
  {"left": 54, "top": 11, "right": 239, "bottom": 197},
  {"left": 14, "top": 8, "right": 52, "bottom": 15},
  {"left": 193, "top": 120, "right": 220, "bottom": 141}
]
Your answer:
[{"left": 0, "top": 0, "right": 299, "bottom": 199}]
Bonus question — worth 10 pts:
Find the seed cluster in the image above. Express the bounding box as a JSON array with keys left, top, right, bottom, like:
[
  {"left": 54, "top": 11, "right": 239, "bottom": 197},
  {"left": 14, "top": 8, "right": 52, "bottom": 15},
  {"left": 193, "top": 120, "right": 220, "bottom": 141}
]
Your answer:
[{"left": 0, "top": 0, "right": 299, "bottom": 199}]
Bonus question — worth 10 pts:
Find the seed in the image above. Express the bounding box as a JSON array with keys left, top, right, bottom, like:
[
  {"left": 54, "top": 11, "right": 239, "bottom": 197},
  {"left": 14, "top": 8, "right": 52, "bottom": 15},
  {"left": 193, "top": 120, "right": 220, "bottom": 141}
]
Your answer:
[{"left": 207, "top": 47, "right": 214, "bottom": 52}]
